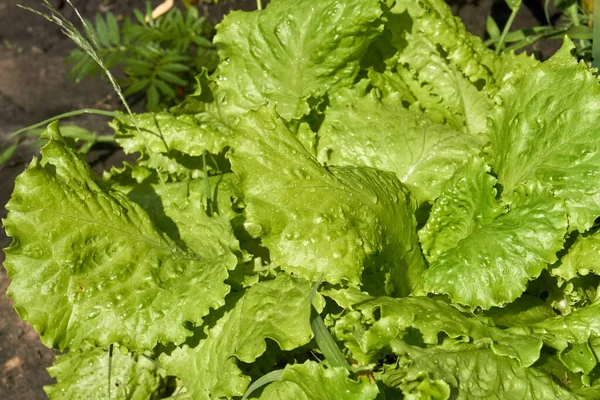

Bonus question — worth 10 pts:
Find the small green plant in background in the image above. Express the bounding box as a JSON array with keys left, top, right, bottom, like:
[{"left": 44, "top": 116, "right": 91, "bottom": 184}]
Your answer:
[
  {"left": 67, "top": 2, "right": 217, "bottom": 111},
  {"left": 3, "top": 122, "right": 114, "bottom": 158},
  {"left": 485, "top": 0, "right": 594, "bottom": 60},
  {"left": 1, "top": 109, "right": 124, "bottom": 167},
  {"left": 0, "top": 1, "right": 218, "bottom": 168}
]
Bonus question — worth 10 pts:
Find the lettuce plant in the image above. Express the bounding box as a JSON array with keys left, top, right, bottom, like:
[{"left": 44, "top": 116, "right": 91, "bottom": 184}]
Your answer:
[{"left": 6, "top": 0, "right": 600, "bottom": 398}]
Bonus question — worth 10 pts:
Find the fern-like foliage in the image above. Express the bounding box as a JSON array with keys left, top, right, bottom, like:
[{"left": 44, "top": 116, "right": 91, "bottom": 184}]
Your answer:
[{"left": 66, "top": 5, "right": 217, "bottom": 111}]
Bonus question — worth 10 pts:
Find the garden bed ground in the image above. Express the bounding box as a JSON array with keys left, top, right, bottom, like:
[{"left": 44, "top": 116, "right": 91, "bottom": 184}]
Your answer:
[{"left": 0, "top": 0, "right": 560, "bottom": 398}]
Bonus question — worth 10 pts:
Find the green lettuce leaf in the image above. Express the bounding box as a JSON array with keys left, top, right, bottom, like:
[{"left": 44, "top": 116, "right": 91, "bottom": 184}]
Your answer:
[
  {"left": 213, "top": 0, "right": 383, "bottom": 119},
  {"left": 317, "top": 83, "right": 482, "bottom": 204},
  {"left": 553, "top": 232, "right": 600, "bottom": 282},
  {"left": 575, "top": 385, "right": 600, "bottom": 399},
  {"left": 106, "top": 166, "right": 265, "bottom": 288},
  {"left": 105, "top": 164, "right": 242, "bottom": 255},
  {"left": 529, "top": 300, "right": 600, "bottom": 352},
  {"left": 380, "top": 31, "right": 492, "bottom": 133},
  {"left": 486, "top": 40, "right": 600, "bottom": 232},
  {"left": 399, "top": 343, "right": 580, "bottom": 399},
  {"left": 260, "top": 361, "right": 379, "bottom": 399},
  {"left": 44, "top": 345, "right": 166, "bottom": 399},
  {"left": 3, "top": 123, "right": 237, "bottom": 351},
  {"left": 160, "top": 274, "right": 314, "bottom": 399},
  {"left": 480, "top": 283, "right": 600, "bottom": 375},
  {"left": 493, "top": 51, "right": 539, "bottom": 86},
  {"left": 111, "top": 112, "right": 231, "bottom": 179},
  {"left": 8, "top": 0, "right": 600, "bottom": 396},
  {"left": 391, "top": 0, "right": 501, "bottom": 89},
  {"left": 228, "top": 107, "right": 425, "bottom": 296},
  {"left": 327, "top": 293, "right": 583, "bottom": 398},
  {"left": 554, "top": 277, "right": 600, "bottom": 316},
  {"left": 363, "top": 0, "right": 509, "bottom": 136},
  {"left": 485, "top": 290, "right": 600, "bottom": 375},
  {"left": 330, "top": 294, "right": 542, "bottom": 368},
  {"left": 419, "top": 156, "right": 568, "bottom": 309},
  {"left": 377, "top": 364, "right": 450, "bottom": 400},
  {"left": 419, "top": 156, "right": 504, "bottom": 262},
  {"left": 533, "top": 353, "right": 587, "bottom": 394},
  {"left": 482, "top": 295, "right": 559, "bottom": 327},
  {"left": 365, "top": 0, "right": 537, "bottom": 137}
]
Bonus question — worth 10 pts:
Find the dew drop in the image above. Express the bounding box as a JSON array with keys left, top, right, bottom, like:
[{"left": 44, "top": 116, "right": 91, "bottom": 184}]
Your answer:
[
  {"left": 87, "top": 307, "right": 101, "bottom": 320},
  {"left": 40, "top": 281, "right": 57, "bottom": 295}
]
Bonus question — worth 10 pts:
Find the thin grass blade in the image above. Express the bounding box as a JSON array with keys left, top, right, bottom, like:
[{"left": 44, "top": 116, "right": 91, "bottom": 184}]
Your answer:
[
  {"left": 310, "top": 313, "right": 350, "bottom": 371},
  {"left": 242, "top": 369, "right": 284, "bottom": 400}
]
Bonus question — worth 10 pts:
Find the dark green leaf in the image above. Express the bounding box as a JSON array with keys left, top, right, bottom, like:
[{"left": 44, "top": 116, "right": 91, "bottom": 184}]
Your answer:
[
  {"left": 555, "top": 0, "right": 578, "bottom": 10},
  {"left": 160, "top": 62, "right": 191, "bottom": 73},
  {"left": 191, "top": 35, "right": 214, "bottom": 48},
  {"left": 105, "top": 12, "right": 120, "bottom": 45},
  {"left": 0, "top": 142, "right": 19, "bottom": 167},
  {"left": 133, "top": 9, "right": 146, "bottom": 26},
  {"left": 155, "top": 78, "right": 178, "bottom": 98},
  {"left": 161, "top": 53, "right": 190, "bottom": 63},
  {"left": 123, "top": 78, "right": 151, "bottom": 96},
  {"left": 94, "top": 13, "right": 109, "bottom": 46},
  {"left": 146, "top": 83, "right": 160, "bottom": 110},
  {"left": 486, "top": 15, "right": 501, "bottom": 40},
  {"left": 156, "top": 70, "right": 188, "bottom": 86}
]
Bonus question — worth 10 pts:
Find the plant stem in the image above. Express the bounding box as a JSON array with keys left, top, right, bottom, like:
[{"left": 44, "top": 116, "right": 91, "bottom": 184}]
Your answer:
[
  {"left": 202, "top": 150, "right": 212, "bottom": 216},
  {"left": 108, "top": 344, "right": 113, "bottom": 400},
  {"left": 256, "top": 0, "right": 262, "bottom": 11},
  {"left": 543, "top": 0, "right": 551, "bottom": 26},
  {"left": 242, "top": 370, "right": 285, "bottom": 400},
  {"left": 9, "top": 109, "right": 132, "bottom": 139},
  {"left": 495, "top": 7, "right": 519, "bottom": 54}
]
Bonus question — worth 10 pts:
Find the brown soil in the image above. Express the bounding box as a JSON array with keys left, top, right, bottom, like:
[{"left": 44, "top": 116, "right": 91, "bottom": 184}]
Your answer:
[{"left": 0, "top": 0, "right": 564, "bottom": 398}]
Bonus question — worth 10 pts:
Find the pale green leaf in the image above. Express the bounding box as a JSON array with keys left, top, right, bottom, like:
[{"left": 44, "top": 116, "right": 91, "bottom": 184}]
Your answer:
[
  {"left": 330, "top": 295, "right": 543, "bottom": 368},
  {"left": 421, "top": 160, "right": 568, "bottom": 309},
  {"left": 111, "top": 112, "right": 232, "bottom": 179},
  {"left": 482, "top": 295, "right": 558, "bottom": 327},
  {"left": 369, "top": 0, "right": 533, "bottom": 136},
  {"left": 387, "top": 32, "right": 492, "bottom": 133},
  {"left": 229, "top": 107, "right": 425, "bottom": 296},
  {"left": 553, "top": 232, "right": 600, "bottom": 282},
  {"left": 106, "top": 165, "right": 242, "bottom": 255},
  {"left": 213, "top": 0, "right": 383, "bottom": 119},
  {"left": 317, "top": 84, "right": 482, "bottom": 204},
  {"left": 159, "top": 275, "right": 314, "bottom": 400},
  {"left": 378, "top": 366, "right": 450, "bottom": 400},
  {"left": 487, "top": 40, "right": 600, "bottom": 232},
  {"left": 505, "top": 0, "right": 522, "bottom": 11},
  {"left": 329, "top": 293, "right": 591, "bottom": 397},
  {"left": 389, "top": 0, "right": 504, "bottom": 93},
  {"left": 401, "top": 343, "right": 580, "bottom": 399},
  {"left": 529, "top": 301, "right": 600, "bottom": 354},
  {"left": 486, "top": 15, "right": 501, "bottom": 39},
  {"left": 44, "top": 345, "right": 165, "bottom": 399},
  {"left": 242, "top": 370, "right": 285, "bottom": 400},
  {"left": 260, "top": 361, "right": 379, "bottom": 400},
  {"left": 3, "top": 123, "right": 237, "bottom": 351},
  {"left": 419, "top": 157, "right": 504, "bottom": 263}
]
